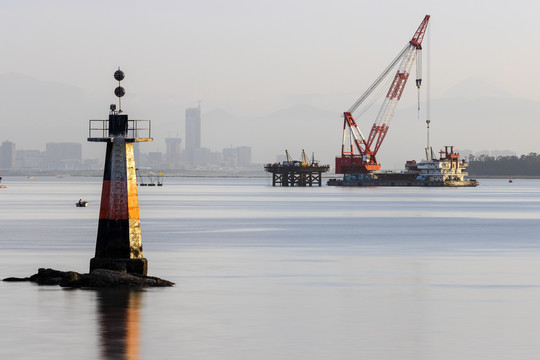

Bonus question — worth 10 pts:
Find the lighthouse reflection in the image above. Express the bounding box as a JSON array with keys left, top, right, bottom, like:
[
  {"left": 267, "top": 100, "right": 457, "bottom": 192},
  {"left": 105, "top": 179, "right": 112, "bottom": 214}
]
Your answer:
[{"left": 96, "top": 289, "right": 142, "bottom": 360}]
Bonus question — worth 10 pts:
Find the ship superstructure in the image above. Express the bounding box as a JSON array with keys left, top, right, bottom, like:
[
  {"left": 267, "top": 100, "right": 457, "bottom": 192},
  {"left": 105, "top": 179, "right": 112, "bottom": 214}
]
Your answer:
[{"left": 408, "top": 146, "right": 474, "bottom": 184}]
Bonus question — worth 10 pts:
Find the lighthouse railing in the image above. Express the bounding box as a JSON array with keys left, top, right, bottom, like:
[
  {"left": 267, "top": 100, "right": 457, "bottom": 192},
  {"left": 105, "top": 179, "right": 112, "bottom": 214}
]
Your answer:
[{"left": 88, "top": 120, "right": 151, "bottom": 140}]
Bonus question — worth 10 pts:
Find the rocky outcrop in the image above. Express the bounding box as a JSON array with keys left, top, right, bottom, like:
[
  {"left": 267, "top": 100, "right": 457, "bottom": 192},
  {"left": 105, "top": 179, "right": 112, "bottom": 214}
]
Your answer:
[{"left": 3, "top": 268, "right": 174, "bottom": 288}]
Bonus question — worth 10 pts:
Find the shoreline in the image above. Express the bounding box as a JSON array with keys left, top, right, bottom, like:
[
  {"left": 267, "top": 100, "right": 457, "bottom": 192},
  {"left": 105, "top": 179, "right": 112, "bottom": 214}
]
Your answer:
[{"left": 1, "top": 169, "right": 539, "bottom": 179}]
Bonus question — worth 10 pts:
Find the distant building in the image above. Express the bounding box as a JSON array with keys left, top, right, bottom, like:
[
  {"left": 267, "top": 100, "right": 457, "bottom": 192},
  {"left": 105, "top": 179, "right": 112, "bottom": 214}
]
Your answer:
[
  {"left": 82, "top": 158, "right": 102, "bottom": 170},
  {"left": 45, "top": 142, "right": 82, "bottom": 170},
  {"left": 165, "top": 137, "right": 182, "bottom": 168},
  {"left": 222, "top": 148, "right": 237, "bottom": 168},
  {"left": 16, "top": 150, "right": 44, "bottom": 170},
  {"left": 133, "top": 143, "right": 141, "bottom": 164},
  {"left": 223, "top": 146, "right": 252, "bottom": 168},
  {"left": 236, "top": 146, "right": 251, "bottom": 167},
  {"left": 185, "top": 105, "right": 201, "bottom": 166},
  {"left": 0, "top": 141, "right": 16, "bottom": 169},
  {"left": 148, "top": 151, "right": 163, "bottom": 167},
  {"left": 193, "top": 147, "right": 221, "bottom": 168}
]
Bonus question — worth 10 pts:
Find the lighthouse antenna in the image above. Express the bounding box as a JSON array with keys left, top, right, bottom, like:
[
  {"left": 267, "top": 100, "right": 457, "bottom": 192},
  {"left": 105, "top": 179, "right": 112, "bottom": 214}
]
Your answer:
[{"left": 114, "top": 67, "right": 126, "bottom": 113}]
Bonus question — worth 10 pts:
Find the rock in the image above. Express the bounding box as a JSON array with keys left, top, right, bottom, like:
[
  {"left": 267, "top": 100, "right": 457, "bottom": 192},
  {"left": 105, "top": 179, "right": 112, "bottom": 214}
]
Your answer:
[
  {"left": 3, "top": 268, "right": 174, "bottom": 288},
  {"left": 76, "top": 269, "right": 174, "bottom": 288},
  {"left": 2, "top": 277, "right": 30, "bottom": 282},
  {"left": 29, "top": 268, "right": 66, "bottom": 285},
  {"left": 60, "top": 271, "right": 81, "bottom": 287}
]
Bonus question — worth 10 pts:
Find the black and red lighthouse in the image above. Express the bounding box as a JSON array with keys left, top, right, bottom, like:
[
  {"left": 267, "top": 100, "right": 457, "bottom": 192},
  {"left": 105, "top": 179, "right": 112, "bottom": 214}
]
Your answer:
[{"left": 88, "top": 68, "right": 152, "bottom": 275}]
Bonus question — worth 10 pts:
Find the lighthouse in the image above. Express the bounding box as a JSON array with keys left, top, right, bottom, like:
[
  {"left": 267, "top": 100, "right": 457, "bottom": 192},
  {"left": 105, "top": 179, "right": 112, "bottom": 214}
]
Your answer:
[{"left": 88, "top": 68, "right": 152, "bottom": 276}]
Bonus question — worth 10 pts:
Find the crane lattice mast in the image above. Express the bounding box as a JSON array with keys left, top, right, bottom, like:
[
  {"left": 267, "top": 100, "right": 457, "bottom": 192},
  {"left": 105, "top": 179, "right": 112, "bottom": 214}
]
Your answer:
[{"left": 336, "top": 15, "right": 430, "bottom": 174}]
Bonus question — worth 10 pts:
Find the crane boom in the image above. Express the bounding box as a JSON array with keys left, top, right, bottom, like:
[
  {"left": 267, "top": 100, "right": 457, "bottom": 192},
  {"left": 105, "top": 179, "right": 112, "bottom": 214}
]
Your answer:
[
  {"left": 347, "top": 44, "right": 410, "bottom": 115},
  {"left": 336, "top": 15, "right": 430, "bottom": 174}
]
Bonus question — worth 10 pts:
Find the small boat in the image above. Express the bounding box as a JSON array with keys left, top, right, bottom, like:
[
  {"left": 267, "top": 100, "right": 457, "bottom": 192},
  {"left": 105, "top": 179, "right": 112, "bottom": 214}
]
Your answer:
[
  {"left": 76, "top": 200, "right": 88, "bottom": 207},
  {"left": 509, "top": 177, "right": 513, "bottom": 183}
]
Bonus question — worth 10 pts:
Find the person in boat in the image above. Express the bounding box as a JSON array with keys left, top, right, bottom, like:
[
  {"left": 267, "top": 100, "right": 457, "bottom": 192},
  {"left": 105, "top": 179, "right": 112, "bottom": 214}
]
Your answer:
[{"left": 78, "top": 199, "right": 82, "bottom": 206}]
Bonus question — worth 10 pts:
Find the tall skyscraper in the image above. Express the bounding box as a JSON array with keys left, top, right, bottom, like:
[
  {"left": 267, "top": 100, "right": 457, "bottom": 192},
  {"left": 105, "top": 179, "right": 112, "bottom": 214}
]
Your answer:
[
  {"left": 185, "top": 105, "right": 201, "bottom": 166},
  {"left": 0, "top": 141, "right": 16, "bottom": 169}
]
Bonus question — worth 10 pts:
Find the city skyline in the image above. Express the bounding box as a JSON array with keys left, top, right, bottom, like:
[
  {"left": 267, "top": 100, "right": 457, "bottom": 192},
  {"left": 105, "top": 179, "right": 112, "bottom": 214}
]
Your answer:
[
  {"left": 0, "top": 1, "right": 539, "bottom": 168},
  {"left": 0, "top": 138, "right": 254, "bottom": 171}
]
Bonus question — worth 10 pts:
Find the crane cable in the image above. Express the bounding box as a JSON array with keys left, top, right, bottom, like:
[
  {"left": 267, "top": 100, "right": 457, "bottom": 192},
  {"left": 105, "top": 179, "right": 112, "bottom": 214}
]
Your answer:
[
  {"left": 416, "top": 48, "right": 422, "bottom": 122},
  {"left": 426, "top": 21, "right": 431, "bottom": 127},
  {"left": 347, "top": 44, "right": 410, "bottom": 114},
  {"left": 355, "top": 71, "right": 395, "bottom": 119},
  {"left": 427, "top": 21, "right": 432, "bottom": 159},
  {"left": 416, "top": 51, "right": 422, "bottom": 121}
]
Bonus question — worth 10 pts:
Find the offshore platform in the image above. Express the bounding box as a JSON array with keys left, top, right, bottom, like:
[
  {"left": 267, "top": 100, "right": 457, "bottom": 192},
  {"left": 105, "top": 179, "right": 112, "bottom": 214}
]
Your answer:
[{"left": 265, "top": 150, "right": 329, "bottom": 187}]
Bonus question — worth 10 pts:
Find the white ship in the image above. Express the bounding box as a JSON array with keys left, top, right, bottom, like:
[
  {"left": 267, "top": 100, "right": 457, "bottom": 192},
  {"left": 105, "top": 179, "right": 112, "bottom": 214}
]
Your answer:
[{"left": 404, "top": 146, "right": 478, "bottom": 186}]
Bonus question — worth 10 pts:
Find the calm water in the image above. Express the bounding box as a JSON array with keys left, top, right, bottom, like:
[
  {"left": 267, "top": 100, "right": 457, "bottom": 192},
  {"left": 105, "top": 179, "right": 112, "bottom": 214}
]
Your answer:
[{"left": 1, "top": 176, "right": 539, "bottom": 359}]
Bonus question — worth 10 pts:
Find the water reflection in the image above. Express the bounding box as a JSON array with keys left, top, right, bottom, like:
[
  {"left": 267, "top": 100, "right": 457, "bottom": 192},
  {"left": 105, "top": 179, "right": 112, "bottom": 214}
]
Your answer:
[{"left": 96, "top": 289, "right": 142, "bottom": 360}]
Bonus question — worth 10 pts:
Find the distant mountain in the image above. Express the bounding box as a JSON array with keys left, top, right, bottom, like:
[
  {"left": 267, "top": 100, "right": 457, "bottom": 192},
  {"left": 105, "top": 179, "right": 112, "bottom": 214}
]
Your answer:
[
  {"left": 385, "top": 95, "right": 540, "bottom": 168},
  {"left": 203, "top": 92, "right": 540, "bottom": 170},
  {"left": 0, "top": 73, "right": 91, "bottom": 149},
  {"left": 2, "top": 73, "right": 538, "bottom": 170},
  {"left": 202, "top": 104, "right": 340, "bottom": 164},
  {"left": 441, "top": 78, "right": 512, "bottom": 99},
  {"left": 0, "top": 73, "right": 87, "bottom": 113}
]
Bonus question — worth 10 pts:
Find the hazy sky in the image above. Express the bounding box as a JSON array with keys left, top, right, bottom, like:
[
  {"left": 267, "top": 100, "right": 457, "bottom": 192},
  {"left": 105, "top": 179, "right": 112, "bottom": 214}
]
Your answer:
[{"left": 1, "top": 0, "right": 539, "bottom": 163}]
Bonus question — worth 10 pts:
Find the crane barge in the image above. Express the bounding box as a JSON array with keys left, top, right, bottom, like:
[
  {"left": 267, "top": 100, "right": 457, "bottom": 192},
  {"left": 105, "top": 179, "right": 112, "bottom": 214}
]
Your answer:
[{"left": 329, "top": 15, "right": 478, "bottom": 187}]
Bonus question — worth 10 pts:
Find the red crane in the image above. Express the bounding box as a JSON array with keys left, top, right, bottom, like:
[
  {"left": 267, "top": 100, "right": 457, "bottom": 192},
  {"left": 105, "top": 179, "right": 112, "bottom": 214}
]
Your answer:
[{"left": 335, "top": 15, "right": 430, "bottom": 174}]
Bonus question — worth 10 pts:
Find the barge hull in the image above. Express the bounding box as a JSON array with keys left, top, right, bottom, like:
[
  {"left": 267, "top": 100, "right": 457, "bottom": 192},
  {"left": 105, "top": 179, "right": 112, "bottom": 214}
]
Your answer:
[
  {"left": 327, "top": 178, "right": 478, "bottom": 187},
  {"left": 328, "top": 147, "right": 479, "bottom": 187}
]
